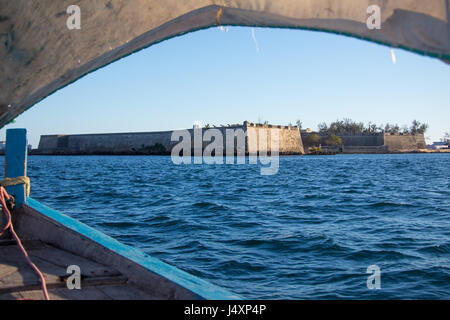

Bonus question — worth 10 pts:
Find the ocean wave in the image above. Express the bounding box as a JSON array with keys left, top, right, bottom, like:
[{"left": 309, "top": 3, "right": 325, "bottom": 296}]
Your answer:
[{"left": 17, "top": 153, "right": 450, "bottom": 299}]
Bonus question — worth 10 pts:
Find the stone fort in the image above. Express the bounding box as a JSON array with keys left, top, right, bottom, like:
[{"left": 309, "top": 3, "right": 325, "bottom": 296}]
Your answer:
[
  {"left": 37, "top": 121, "right": 426, "bottom": 155},
  {"left": 37, "top": 121, "right": 305, "bottom": 155}
]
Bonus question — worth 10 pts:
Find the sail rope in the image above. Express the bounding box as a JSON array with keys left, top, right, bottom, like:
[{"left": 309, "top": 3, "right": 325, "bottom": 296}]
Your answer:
[{"left": 0, "top": 185, "right": 50, "bottom": 300}]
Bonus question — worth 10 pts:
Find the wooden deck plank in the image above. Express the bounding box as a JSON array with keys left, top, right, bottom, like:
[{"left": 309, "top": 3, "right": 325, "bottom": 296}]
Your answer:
[
  {"left": 0, "top": 242, "right": 120, "bottom": 278},
  {"left": 0, "top": 265, "right": 18, "bottom": 279},
  {"left": 55, "top": 287, "right": 113, "bottom": 300},
  {"left": 17, "top": 289, "right": 66, "bottom": 300},
  {"left": 0, "top": 270, "right": 127, "bottom": 294},
  {"left": 0, "top": 240, "right": 158, "bottom": 300},
  {"left": 2, "top": 284, "right": 156, "bottom": 300},
  {"left": 0, "top": 245, "right": 65, "bottom": 292},
  {"left": 0, "top": 242, "right": 128, "bottom": 295},
  {"left": 0, "top": 267, "right": 63, "bottom": 293},
  {"left": 0, "top": 291, "right": 23, "bottom": 300},
  {"left": 0, "top": 240, "right": 119, "bottom": 277},
  {"left": 97, "top": 284, "right": 158, "bottom": 300},
  {"left": 19, "top": 287, "right": 110, "bottom": 300},
  {"left": 28, "top": 243, "right": 121, "bottom": 277}
]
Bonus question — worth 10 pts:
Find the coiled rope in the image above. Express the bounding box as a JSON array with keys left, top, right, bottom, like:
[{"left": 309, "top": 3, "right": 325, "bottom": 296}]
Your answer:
[
  {"left": 0, "top": 176, "right": 30, "bottom": 197},
  {"left": 0, "top": 181, "right": 49, "bottom": 300}
]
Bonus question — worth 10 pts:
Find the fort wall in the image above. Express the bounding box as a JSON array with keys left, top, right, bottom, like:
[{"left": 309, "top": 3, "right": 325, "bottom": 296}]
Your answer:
[
  {"left": 36, "top": 122, "right": 305, "bottom": 155},
  {"left": 38, "top": 135, "right": 65, "bottom": 152},
  {"left": 301, "top": 132, "right": 426, "bottom": 153},
  {"left": 245, "top": 122, "right": 304, "bottom": 155},
  {"left": 38, "top": 131, "right": 174, "bottom": 155},
  {"left": 383, "top": 133, "right": 426, "bottom": 152}
]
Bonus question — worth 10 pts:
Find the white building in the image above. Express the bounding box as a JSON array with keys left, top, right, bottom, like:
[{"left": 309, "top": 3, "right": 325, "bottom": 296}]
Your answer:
[{"left": 429, "top": 142, "right": 449, "bottom": 150}]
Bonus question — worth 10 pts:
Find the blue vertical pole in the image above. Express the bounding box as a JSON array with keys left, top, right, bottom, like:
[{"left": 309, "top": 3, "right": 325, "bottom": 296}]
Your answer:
[{"left": 5, "top": 129, "right": 28, "bottom": 207}]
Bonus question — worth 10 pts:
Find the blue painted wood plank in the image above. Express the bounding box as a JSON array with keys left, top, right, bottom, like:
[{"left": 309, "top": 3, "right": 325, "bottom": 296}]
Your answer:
[
  {"left": 5, "top": 129, "right": 28, "bottom": 207},
  {"left": 26, "top": 198, "right": 243, "bottom": 300}
]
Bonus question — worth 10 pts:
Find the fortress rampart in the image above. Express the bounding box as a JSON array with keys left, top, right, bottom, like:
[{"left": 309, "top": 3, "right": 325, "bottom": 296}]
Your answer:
[
  {"left": 245, "top": 122, "right": 304, "bottom": 155},
  {"left": 37, "top": 122, "right": 305, "bottom": 155},
  {"left": 383, "top": 134, "right": 426, "bottom": 151},
  {"left": 301, "top": 132, "right": 426, "bottom": 153}
]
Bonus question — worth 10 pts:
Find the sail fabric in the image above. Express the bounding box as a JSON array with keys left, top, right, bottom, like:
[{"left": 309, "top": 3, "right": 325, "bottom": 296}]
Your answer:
[{"left": 1, "top": 0, "right": 449, "bottom": 128}]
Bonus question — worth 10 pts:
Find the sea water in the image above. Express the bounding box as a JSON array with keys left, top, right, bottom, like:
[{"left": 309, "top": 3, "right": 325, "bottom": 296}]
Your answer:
[{"left": 5, "top": 153, "right": 449, "bottom": 299}]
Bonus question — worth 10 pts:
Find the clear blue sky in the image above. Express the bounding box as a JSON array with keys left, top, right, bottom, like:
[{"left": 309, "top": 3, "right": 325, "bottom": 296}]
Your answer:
[{"left": 1, "top": 26, "right": 449, "bottom": 148}]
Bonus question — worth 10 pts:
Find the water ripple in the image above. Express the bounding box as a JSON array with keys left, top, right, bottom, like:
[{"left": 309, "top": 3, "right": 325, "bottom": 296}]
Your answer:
[{"left": 6, "top": 153, "right": 449, "bottom": 299}]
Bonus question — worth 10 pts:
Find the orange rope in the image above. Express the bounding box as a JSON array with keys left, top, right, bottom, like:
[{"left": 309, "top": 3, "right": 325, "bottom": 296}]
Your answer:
[{"left": 0, "top": 186, "right": 50, "bottom": 300}]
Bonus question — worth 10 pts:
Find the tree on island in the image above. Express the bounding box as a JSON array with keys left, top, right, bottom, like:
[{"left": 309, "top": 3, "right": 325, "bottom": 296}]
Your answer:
[
  {"left": 325, "top": 134, "right": 343, "bottom": 146},
  {"left": 365, "top": 122, "right": 380, "bottom": 134},
  {"left": 304, "top": 134, "right": 321, "bottom": 146},
  {"left": 317, "top": 122, "right": 328, "bottom": 133},
  {"left": 409, "top": 120, "right": 429, "bottom": 134},
  {"left": 400, "top": 124, "right": 409, "bottom": 134},
  {"left": 384, "top": 123, "right": 400, "bottom": 134},
  {"left": 316, "top": 118, "right": 428, "bottom": 135},
  {"left": 318, "top": 119, "right": 366, "bottom": 135}
]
